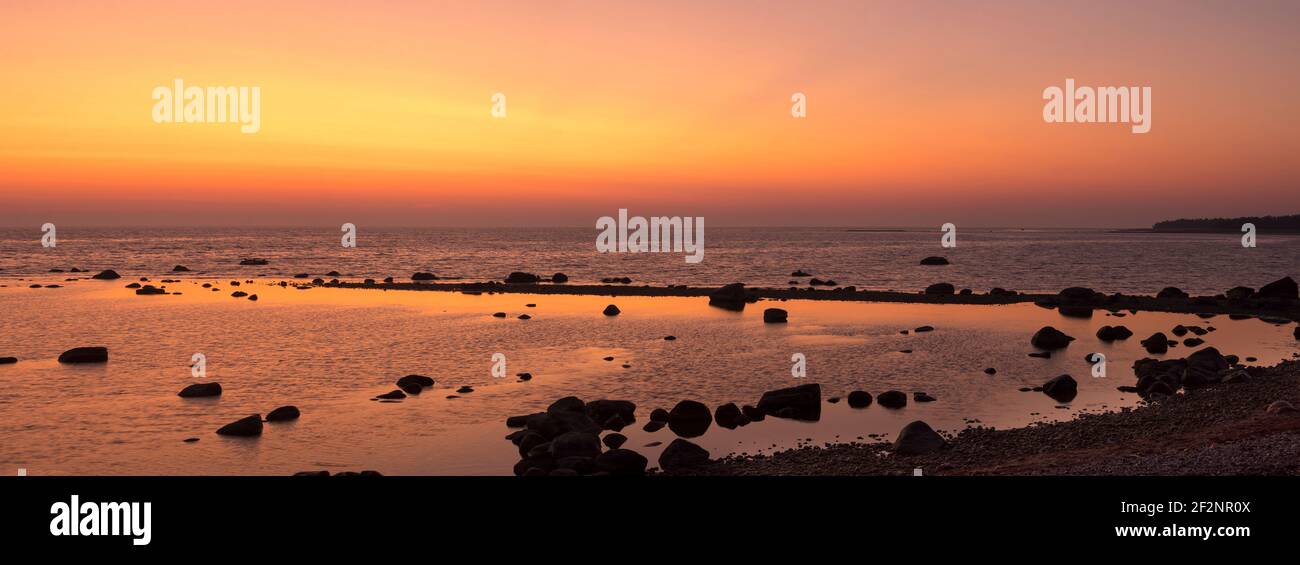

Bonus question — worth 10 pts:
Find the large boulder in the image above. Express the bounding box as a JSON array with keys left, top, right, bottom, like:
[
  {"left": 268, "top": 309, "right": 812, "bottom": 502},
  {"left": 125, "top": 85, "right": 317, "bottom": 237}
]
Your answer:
[
  {"left": 667, "top": 400, "right": 713, "bottom": 438},
  {"left": 708, "top": 283, "right": 749, "bottom": 311},
  {"left": 893, "top": 421, "right": 946, "bottom": 455},
  {"left": 595, "top": 449, "right": 648, "bottom": 476},
  {"left": 216, "top": 415, "right": 263, "bottom": 437},
  {"left": 657, "top": 439, "right": 710, "bottom": 472},
  {"left": 1226, "top": 286, "right": 1255, "bottom": 300},
  {"left": 1183, "top": 347, "right": 1229, "bottom": 386},
  {"left": 1041, "top": 374, "right": 1078, "bottom": 402},
  {"left": 1030, "top": 327, "right": 1074, "bottom": 350},
  {"left": 763, "top": 308, "right": 788, "bottom": 323},
  {"left": 586, "top": 399, "right": 636, "bottom": 426},
  {"left": 396, "top": 374, "right": 434, "bottom": 390},
  {"left": 1258, "top": 276, "right": 1298, "bottom": 300},
  {"left": 1096, "top": 325, "right": 1133, "bottom": 342},
  {"left": 1141, "top": 332, "right": 1169, "bottom": 354},
  {"left": 177, "top": 382, "right": 222, "bottom": 398},
  {"left": 1058, "top": 287, "right": 1101, "bottom": 304},
  {"left": 847, "top": 390, "right": 873, "bottom": 408},
  {"left": 876, "top": 390, "right": 907, "bottom": 409},
  {"left": 58, "top": 346, "right": 108, "bottom": 363},
  {"left": 713, "top": 403, "right": 748, "bottom": 429},
  {"left": 1156, "top": 287, "right": 1189, "bottom": 299},
  {"left": 756, "top": 383, "right": 821, "bottom": 421}
]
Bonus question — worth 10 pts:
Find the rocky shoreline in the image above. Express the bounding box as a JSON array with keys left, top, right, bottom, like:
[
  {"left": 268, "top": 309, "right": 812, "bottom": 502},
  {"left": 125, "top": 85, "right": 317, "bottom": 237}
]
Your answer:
[{"left": 692, "top": 359, "right": 1300, "bottom": 476}]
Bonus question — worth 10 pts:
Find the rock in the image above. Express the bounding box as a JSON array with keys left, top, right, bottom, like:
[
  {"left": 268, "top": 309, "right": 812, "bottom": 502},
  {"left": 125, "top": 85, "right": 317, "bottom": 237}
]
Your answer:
[
  {"left": 411, "top": 272, "right": 437, "bottom": 281},
  {"left": 513, "top": 457, "right": 553, "bottom": 476},
  {"left": 893, "top": 421, "right": 946, "bottom": 455},
  {"left": 603, "top": 304, "right": 621, "bottom": 316},
  {"left": 1058, "top": 287, "right": 1099, "bottom": 303},
  {"left": 714, "top": 403, "right": 747, "bottom": 429},
  {"left": 493, "top": 312, "right": 507, "bottom": 318},
  {"left": 517, "top": 372, "right": 533, "bottom": 381},
  {"left": 1265, "top": 401, "right": 1297, "bottom": 415},
  {"left": 266, "top": 406, "right": 300, "bottom": 422},
  {"left": 1030, "top": 326, "right": 1074, "bottom": 350},
  {"left": 549, "top": 431, "right": 601, "bottom": 459},
  {"left": 756, "top": 383, "right": 821, "bottom": 421},
  {"left": 667, "top": 400, "right": 713, "bottom": 437},
  {"left": 456, "top": 386, "right": 474, "bottom": 393},
  {"left": 551, "top": 272, "right": 569, "bottom": 283},
  {"left": 642, "top": 421, "right": 666, "bottom": 433},
  {"left": 763, "top": 308, "right": 788, "bottom": 323},
  {"left": 1183, "top": 347, "right": 1229, "bottom": 386},
  {"left": 1096, "top": 325, "right": 1133, "bottom": 341},
  {"left": 548, "top": 396, "right": 586, "bottom": 414},
  {"left": 396, "top": 374, "right": 434, "bottom": 390},
  {"left": 1141, "top": 333, "right": 1169, "bottom": 354},
  {"left": 741, "top": 404, "right": 765, "bottom": 421},
  {"left": 919, "top": 256, "right": 949, "bottom": 266},
  {"left": 658, "top": 439, "right": 710, "bottom": 472},
  {"left": 216, "top": 415, "right": 263, "bottom": 436},
  {"left": 847, "top": 390, "right": 873, "bottom": 408},
  {"left": 506, "top": 413, "right": 539, "bottom": 428},
  {"left": 1041, "top": 375, "right": 1078, "bottom": 402},
  {"left": 1156, "top": 287, "right": 1189, "bottom": 299},
  {"left": 708, "top": 283, "right": 749, "bottom": 311},
  {"left": 517, "top": 314, "right": 531, "bottom": 320},
  {"left": 1183, "top": 337, "right": 1204, "bottom": 347},
  {"left": 809, "top": 278, "right": 837, "bottom": 286},
  {"left": 1294, "top": 327, "right": 1300, "bottom": 340},
  {"left": 587, "top": 399, "right": 637, "bottom": 426},
  {"left": 914, "top": 326, "right": 934, "bottom": 333},
  {"left": 247, "top": 294, "right": 258, "bottom": 301},
  {"left": 913, "top": 392, "right": 936, "bottom": 402},
  {"left": 231, "top": 291, "right": 248, "bottom": 298},
  {"left": 58, "top": 346, "right": 108, "bottom": 363},
  {"left": 1226, "top": 286, "right": 1255, "bottom": 300},
  {"left": 595, "top": 449, "right": 647, "bottom": 476},
  {"left": 649, "top": 408, "right": 670, "bottom": 422},
  {"left": 505, "top": 272, "right": 541, "bottom": 284},
  {"left": 1258, "top": 276, "right": 1298, "bottom": 300},
  {"left": 172, "top": 265, "right": 190, "bottom": 272},
  {"left": 178, "top": 382, "right": 222, "bottom": 397},
  {"left": 293, "top": 471, "right": 329, "bottom": 477},
  {"left": 602, "top": 433, "right": 628, "bottom": 449},
  {"left": 1058, "top": 306, "right": 1093, "bottom": 318},
  {"left": 375, "top": 390, "right": 406, "bottom": 400},
  {"left": 1028, "top": 351, "right": 1051, "bottom": 359},
  {"left": 983, "top": 368, "right": 997, "bottom": 375},
  {"left": 91, "top": 270, "right": 121, "bottom": 280},
  {"left": 239, "top": 258, "right": 268, "bottom": 266},
  {"left": 791, "top": 270, "right": 812, "bottom": 276},
  {"left": 924, "top": 282, "right": 955, "bottom": 295},
  {"left": 877, "top": 390, "right": 907, "bottom": 409},
  {"left": 0, "top": 357, "right": 16, "bottom": 364},
  {"left": 135, "top": 285, "right": 167, "bottom": 295}
]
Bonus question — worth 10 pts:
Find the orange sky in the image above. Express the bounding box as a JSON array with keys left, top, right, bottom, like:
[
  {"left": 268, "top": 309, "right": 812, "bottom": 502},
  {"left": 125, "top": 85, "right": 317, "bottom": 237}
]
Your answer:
[{"left": 1, "top": 0, "right": 1297, "bottom": 227}]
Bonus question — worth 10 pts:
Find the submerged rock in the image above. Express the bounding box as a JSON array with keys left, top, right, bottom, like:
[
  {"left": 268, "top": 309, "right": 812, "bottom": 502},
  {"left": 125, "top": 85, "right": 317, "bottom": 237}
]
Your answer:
[
  {"left": 58, "top": 347, "right": 108, "bottom": 363},
  {"left": 375, "top": 390, "right": 406, "bottom": 400},
  {"left": 177, "top": 382, "right": 222, "bottom": 398},
  {"left": 216, "top": 414, "right": 263, "bottom": 436},
  {"left": 1041, "top": 374, "right": 1078, "bottom": 402},
  {"left": 893, "top": 421, "right": 946, "bottom": 455},
  {"left": 266, "top": 406, "right": 301, "bottom": 422}
]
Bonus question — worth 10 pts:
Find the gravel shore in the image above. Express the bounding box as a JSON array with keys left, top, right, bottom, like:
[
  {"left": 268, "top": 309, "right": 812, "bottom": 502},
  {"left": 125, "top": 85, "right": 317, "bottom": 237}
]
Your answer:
[{"left": 689, "top": 360, "right": 1300, "bottom": 476}]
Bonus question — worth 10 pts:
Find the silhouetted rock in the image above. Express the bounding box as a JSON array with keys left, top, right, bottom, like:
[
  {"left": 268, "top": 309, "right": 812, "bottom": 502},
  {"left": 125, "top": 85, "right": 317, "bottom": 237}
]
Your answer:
[
  {"left": 913, "top": 392, "right": 936, "bottom": 402},
  {"left": 411, "top": 272, "right": 437, "bottom": 281},
  {"left": 1141, "top": 333, "right": 1169, "bottom": 354},
  {"left": 601, "top": 277, "right": 633, "bottom": 284},
  {"left": 1041, "top": 374, "right": 1078, "bottom": 402},
  {"left": 708, "top": 283, "right": 749, "bottom": 311},
  {"left": 714, "top": 403, "right": 748, "bottom": 429},
  {"left": 216, "top": 415, "right": 263, "bottom": 436},
  {"left": 1226, "top": 286, "right": 1255, "bottom": 300},
  {"left": 172, "top": 265, "right": 190, "bottom": 272},
  {"left": 914, "top": 326, "right": 934, "bottom": 332},
  {"left": 549, "top": 431, "right": 601, "bottom": 459},
  {"left": 551, "top": 272, "right": 568, "bottom": 283},
  {"left": 266, "top": 406, "right": 300, "bottom": 421},
  {"left": 1258, "top": 276, "right": 1298, "bottom": 300},
  {"left": 136, "top": 285, "right": 167, "bottom": 295},
  {"left": 1058, "top": 287, "right": 1100, "bottom": 303},
  {"left": 668, "top": 400, "right": 713, "bottom": 437},
  {"left": 1058, "top": 306, "right": 1092, "bottom": 318},
  {"left": 587, "top": 399, "right": 636, "bottom": 426},
  {"left": 1031, "top": 326, "right": 1074, "bottom": 350},
  {"left": 231, "top": 291, "right": 247, "bottom": 298},
  {"left": 658, "top": 439, "right": 709, "bottom": 471},
  {"left": 603, "top": 304, "right": 621, "bottom": 316},
  {"left": 1096, "top": 325, "right": 1133, "bottom": 342},
  {"left": 602, "top": 433, "right": 627, "bottom": 449},
  {"left": 1183, "top": 347, "right": 1228, "bottom": 386},
  {"left": 642, "top": 421, "right": 666, "bottom": 433},
  {"left": 791, "top": 270, "right": 811, "bottom": 276},
  {"left": 924, "top": 282, "right": 955, "bottom": 295},
  {"left": 58, "top": 347, "right": 108, "bottom": 363},
  {"left": 1156, "top": 287, "right": 1189, "bottom": 299},
  {"left": 178, "top": 382, "right": 222, "bottom": 398},
  {"left": 91, "top": 270, "right": 121, "bottom": 280},
  {"left": 893, "top": 421, "right": 946, "bottom": 455},
  {"left": 847, "top": 390, "right": 873, "bottom": 408},
  {"left": 239, "top": 258, "right": 268, "bottom": 265},
  {"left": 505, "top": 272, "right": 541, "bottom": 284},
  {"left": 919, "top": 256, "right": 949, "bottom": 266},
  {"left": 396, "top": 374, "right": 434, "bottom": 391},
  {"left": 595, "top": 448, "right": 647, "bottom": 475},
  {"left": 741, "top": 404, "right": 765, "bottom": 421},
  {"left": 763, "top": 308, "right": 788, "bottom": 323},
  {"left": 0, "top": 357, "right": 16, "bottom": 365},
  {"left": 375, "top": 390, "right": 406, "bottom": 400},
  {"left": 756, "top": 383, "right": 821, "bottom": 421},
  {"left": 877, "top": 390, "right": 907, "bottom": 409},
  {"left": 649, "top": 408, "right": 670, "bottom": 422}
]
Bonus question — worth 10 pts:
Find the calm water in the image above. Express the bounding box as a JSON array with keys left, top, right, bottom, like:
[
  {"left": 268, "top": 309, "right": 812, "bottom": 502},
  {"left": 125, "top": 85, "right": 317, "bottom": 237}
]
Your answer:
[
  {"left": 2, "top": 227, "right": 1298, "bottom": 295},
  {"left": 1, "top": 279, "right": 1296, "bottom": 475}
]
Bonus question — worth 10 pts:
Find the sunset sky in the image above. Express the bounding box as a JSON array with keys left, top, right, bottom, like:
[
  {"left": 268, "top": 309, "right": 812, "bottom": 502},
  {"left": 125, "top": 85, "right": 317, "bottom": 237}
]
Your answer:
[{"left": 1, "top": 0, "right": 1297, "bottom": 227}]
